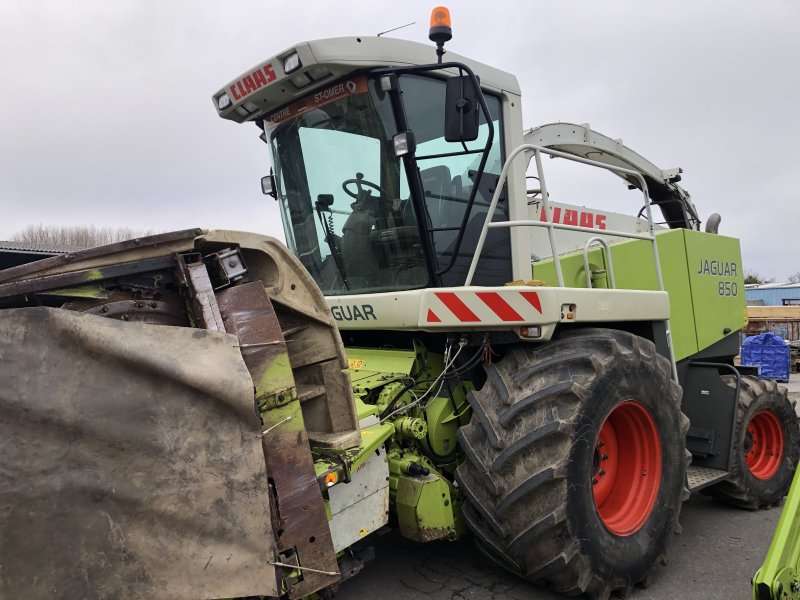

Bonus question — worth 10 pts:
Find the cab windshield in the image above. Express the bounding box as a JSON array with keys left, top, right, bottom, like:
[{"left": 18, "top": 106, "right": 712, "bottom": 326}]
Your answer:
[{"left": 265, "top": 74, "right": 509, "bottom": 295}]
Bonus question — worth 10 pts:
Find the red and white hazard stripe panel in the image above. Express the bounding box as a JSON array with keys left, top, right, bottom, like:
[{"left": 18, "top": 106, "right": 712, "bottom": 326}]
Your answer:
[{"left": 424, "top": 290, "right": 542, "bottom": 325}]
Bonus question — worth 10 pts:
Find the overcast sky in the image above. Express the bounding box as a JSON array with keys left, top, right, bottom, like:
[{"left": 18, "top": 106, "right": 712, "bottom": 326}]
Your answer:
[{"left": 1, "top": 1, "right": 797, "bottom": 279}]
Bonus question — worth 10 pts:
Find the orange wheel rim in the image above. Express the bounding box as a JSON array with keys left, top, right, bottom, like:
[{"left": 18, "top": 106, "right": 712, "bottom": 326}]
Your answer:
[
  {"left": 745, "top": 410, "right": 783, "bottom": 480},
  {"left": 592, "top": 401, "right": 662, "bottom": 536}
]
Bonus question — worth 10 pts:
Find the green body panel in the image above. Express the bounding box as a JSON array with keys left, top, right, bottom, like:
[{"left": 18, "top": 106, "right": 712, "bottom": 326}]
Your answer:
[
  {"left": 607, "top": 229, "right": 698, "bottom": 360},
  {"left": 395, "top": 472, "right": 463, "bottom": 542},
  {"left": 684, "top": 232, "right": 747, "bottom": 351},
  {"left": 753, "top": 465, "right": 800, "bottom": 599},
  {"left": 46, "top": 284, "right": 109, "bottom": 299},
  {"left": 346, "top": 347, "right": 417, "bottom": 383},
  {"left": 533, "top": 229, "right": 746, "bottom": 361},
  {"left": 351, "top": 395, "right": 379, "bottom": 421},
  {"left": 334, "top": 343, "right": 470, "bottom": 542},
  {"left": 422, "top": 395, "right": 463, "bottom": 458},
  {"left": 351, "top": 422, "right": 395, "bottom": 471},
  {"left": 344, "top": 346, "right": 422, "bottom": 418}
]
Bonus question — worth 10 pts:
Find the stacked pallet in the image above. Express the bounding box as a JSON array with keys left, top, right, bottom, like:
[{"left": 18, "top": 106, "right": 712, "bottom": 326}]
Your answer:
[{"left": 744, "top": 307, "right": 800, "bottom": 373}]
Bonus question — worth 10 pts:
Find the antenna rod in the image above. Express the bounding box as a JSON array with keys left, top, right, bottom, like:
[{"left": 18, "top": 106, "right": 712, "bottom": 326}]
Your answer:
[{"left": 377, "top": 21, "right": 416, "bottom": 37}]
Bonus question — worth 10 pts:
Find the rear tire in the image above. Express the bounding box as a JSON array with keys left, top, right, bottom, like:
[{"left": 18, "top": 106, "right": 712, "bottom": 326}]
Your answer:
[
  {"left": 455, "top": 329, "right": 687, "bottom": 599},
  {"left": 709, "top": 376, "right": 799, "bottom": 509}
]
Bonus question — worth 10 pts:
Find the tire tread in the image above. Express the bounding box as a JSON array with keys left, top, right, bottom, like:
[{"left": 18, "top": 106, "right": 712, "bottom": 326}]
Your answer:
[{"left": 456, "top": 329, "right": 687, "bottom": 599}]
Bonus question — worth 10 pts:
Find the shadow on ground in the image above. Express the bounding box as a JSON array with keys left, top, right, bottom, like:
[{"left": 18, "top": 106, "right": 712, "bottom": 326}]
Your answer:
[{"left": 336, "top": 491, "right": 779, "bottom": 600}]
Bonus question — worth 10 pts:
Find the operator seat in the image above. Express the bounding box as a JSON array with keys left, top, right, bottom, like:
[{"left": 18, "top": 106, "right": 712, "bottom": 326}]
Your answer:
[
  {"left": 420, "top": 165, "right": 454, "bottom": 228},
  {"left": 341, "top": 201, "right": 378, "bottom": 288}
]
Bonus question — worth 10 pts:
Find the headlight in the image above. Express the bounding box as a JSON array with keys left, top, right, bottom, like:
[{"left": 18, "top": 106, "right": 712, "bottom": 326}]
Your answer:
[
  {"left": 393, "top": 131, "right": 416, "bottom": 157},
  {"left": 283, "top": 52, "right": 302, "bottom": 74},
  {"left": 217, "top": 93, "right": 232, "bottom": 110}
]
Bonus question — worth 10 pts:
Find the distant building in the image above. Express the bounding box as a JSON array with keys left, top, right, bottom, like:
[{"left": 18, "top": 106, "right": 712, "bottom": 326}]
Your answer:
[
  {"left": 0, "top": 241, "right": 79, "bottom": 270},
  {"left": 745, "top": 282, "right": 800, "bottom": 307}
]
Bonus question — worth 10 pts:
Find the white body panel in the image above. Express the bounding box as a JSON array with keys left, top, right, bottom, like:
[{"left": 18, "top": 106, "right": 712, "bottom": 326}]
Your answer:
[
  {"left": 525, "top": 122, "right": 700, "bottom": 229},
  {"left": 215, "top": 36, "right": 520, "bottom": 124},
  {"left": 327, "top": 285, "right": 669, "bottom": 337},
  {"left": 528, "top": 200, "right": 663, "bottom": 260},
  {"left": 328, "top": 446, "right": 390, "bottom": 553}
]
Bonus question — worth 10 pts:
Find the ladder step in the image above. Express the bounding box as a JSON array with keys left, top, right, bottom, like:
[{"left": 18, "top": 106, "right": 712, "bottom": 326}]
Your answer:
[{"left": 686, "top": 465, "right": 729, "bottom": 492}]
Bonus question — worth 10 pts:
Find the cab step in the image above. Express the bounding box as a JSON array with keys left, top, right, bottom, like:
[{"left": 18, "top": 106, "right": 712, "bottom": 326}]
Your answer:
[{"left": 687, "top": 465, "right": 729, "bottom": 492}]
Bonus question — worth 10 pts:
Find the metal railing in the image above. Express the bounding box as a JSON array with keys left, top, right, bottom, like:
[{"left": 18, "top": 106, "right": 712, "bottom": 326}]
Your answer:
[
  {"left": 465, "top": 143, "right": 678, "bottom": 380},
  {"left": 582, "top": 236, "right": 616, "bottom": 289}
]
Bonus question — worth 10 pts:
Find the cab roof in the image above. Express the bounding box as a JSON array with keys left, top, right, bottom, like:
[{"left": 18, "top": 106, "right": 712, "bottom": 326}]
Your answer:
[{"left": 214, "top": 36, "right": 520, "bottom": 124}]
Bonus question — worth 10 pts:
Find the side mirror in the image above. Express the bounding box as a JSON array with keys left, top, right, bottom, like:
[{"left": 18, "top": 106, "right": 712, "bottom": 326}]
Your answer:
[
  {"left": 444, "top": 75, "right": 480, "bottom": 142},
  {"left": 261, "top": 171, "right": 277, "bottom": 199}
]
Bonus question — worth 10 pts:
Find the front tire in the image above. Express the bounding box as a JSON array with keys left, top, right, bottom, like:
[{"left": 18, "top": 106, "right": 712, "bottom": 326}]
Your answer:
[
  {"left": 709, "top": 376, "right": 799, "bottom": 509},
  {"left": 455, "top": 329, "right": 687, "bottom": 598}
]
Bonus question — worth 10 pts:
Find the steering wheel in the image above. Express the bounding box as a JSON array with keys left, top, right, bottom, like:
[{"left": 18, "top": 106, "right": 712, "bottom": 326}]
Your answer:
[{"left": 342, "top": 172, "right": 388, "bottom": 201}]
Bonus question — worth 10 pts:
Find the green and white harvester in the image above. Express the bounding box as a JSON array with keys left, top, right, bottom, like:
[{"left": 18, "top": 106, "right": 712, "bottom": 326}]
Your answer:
[{"left": 1, "top": 7, "right": 797, "bottom": 600}]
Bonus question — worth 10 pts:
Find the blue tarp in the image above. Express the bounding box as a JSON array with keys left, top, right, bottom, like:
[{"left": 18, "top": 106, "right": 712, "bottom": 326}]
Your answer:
[{"left": 742, "top": 332, "right": 791, "bottom": 382}]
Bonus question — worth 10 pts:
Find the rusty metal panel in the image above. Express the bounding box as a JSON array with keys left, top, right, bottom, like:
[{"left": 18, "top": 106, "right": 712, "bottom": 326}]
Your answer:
[
  {"left": 745, "top": 319, "right": 800, "bottom": 341},
  {"left": 0, "top": 255, "right": 177, "bottom": 300},
  {"left": 0, "top": 307, "right": 279, "bottom": 599},
  {"left": 0, "top": 229, "right": 201, "bottom": 284},
  {"left": 176, "top": 253, "right": 226, "bottom": 331},
  {"left": 217, "top": 282, "right": 340, "bottom": 598}
]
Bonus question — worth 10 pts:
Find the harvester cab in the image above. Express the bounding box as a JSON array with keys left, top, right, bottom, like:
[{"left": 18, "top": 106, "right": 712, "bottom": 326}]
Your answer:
[
  {"left": 216, "top": 16, "right": 517, "bottom": 293},
  {"left": 217, "top": 18, "right": 700, "bottom": 261},
  {"left": 213, "top": 10, "right": 716, "bottom": 349},
  {"left": 216, "top": 7, "right": 800, "bottom": 599}
]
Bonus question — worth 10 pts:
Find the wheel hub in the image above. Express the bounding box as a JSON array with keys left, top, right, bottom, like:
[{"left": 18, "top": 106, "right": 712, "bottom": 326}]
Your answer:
[
  {"left": 592, "top": 401, "right": 662, "bottom": 536},
  {"left": 745, "top": 410, "right": 784, "bottom": 480}
]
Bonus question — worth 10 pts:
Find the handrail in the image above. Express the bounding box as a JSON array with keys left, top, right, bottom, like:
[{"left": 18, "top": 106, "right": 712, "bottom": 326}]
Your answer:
[
  {"left": 465, "top": 143, "right": 661, "bottom": 286},
  {"left": 464, "top": 143, "right": 678, "bottom": 381},
  {"left": 485, "top": 220, "right": 655, "bottom": 242},
  {"left": 582, "top": 237, "right": 616, "bottom": 289}
]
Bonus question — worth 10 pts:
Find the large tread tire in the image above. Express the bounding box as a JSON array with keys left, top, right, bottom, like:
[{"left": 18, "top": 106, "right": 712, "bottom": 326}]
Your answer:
[
  {"left": 709, "top": 376, "right": 800, "bottom": 509},
  {"left": 455, "top": 329, "right": 687, "bottom": 599}
]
